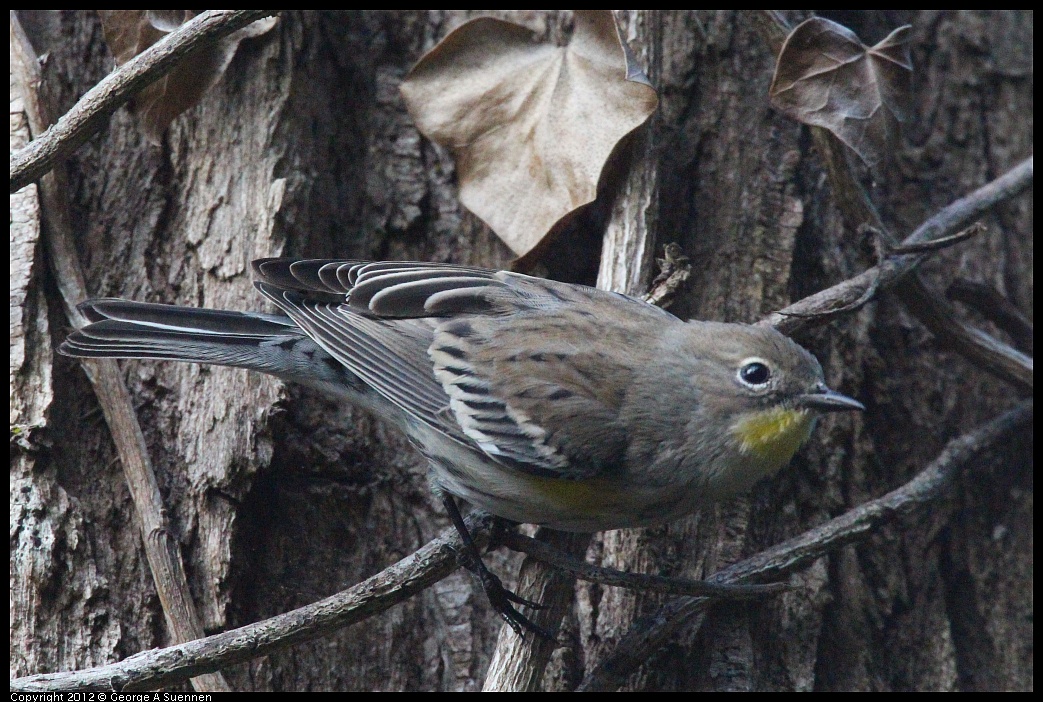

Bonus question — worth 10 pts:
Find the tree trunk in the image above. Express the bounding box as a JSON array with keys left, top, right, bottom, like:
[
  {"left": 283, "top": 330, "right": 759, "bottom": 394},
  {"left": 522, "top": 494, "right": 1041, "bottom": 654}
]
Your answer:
[{"left": 10, "top": 10, "right": 1031, "bottom": 691}]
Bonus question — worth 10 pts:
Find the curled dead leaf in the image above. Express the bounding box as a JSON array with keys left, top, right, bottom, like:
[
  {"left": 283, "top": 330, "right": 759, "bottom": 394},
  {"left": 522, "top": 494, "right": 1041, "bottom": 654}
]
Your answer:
[
  {"left": 401, "top": 10, "right": 658, "bottom": 259},
  {"left": 769, "top": 17, "right": 912, "bottom": 168},
  {"left": 98, "top": 11, "right": 278, "bottom": 144}
]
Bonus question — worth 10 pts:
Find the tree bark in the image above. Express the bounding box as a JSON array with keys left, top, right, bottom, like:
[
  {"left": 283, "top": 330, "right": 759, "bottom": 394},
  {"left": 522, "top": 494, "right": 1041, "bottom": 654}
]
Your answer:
[{"left": 10, "top": 10, "right": 1031, "bottom": 691}]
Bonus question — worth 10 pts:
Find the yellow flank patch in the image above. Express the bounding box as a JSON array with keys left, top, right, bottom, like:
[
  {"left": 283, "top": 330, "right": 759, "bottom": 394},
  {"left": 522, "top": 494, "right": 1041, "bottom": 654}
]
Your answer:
[
  {"left": 522, "top": 475, "right": 616, "bottom": 516},
  {"left": 732, "top": 408, "right": 814, "bottom": 465}
]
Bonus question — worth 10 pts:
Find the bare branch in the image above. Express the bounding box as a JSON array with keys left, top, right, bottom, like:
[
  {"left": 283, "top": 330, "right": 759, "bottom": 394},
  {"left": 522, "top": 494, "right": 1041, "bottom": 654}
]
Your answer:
[
  {"left": 761, "top": 157, "right": 1033, "bottom": 389},
  {"left": 577, "top": 401, "right": 1032, "bottom": 691},
  {"left": 503, "top": 532, "right": 790, "bottom": 598},
  {"left": 9, "top": 10, "right": 278, "bottom": 193},
  {"left": 762, "top": 157, "right": 1033, "bottom": 335},
  {"left": 889, "top": 222, "right": 985, "bottom": 254},
  {"left": 947, "top": 279, "right": 1033, "bottom": 352},
  {"left": 775, "top": 222, "right": 985, "bottom": 322},
  {"left": 11, "top": 13, "right": 232, "bottom": 692},
  {"left": 894, "top": 273, "right": 1033, "bottom": 390},
  {"left": 10, "top": 515, "right": 493, "bottom": 692}
]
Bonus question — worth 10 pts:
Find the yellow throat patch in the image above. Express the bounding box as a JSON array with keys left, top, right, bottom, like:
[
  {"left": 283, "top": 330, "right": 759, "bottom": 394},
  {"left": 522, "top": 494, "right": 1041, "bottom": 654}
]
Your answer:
[{"left": 732, "top": 407, "right": 814, "bottom": 466}]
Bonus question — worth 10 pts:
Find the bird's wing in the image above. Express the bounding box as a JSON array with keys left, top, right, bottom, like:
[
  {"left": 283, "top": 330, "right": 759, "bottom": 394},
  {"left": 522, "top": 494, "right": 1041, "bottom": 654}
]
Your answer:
[
  {"left": 253, "top": 259, "right": 677, "bottom": 478},
  {"left": 429, "top": 309, "right": 669, "bottom": 479}
]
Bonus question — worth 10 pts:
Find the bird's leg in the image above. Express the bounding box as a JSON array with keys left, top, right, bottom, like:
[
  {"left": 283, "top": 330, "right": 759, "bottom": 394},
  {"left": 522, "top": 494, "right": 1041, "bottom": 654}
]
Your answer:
[{"left": 439, "top": 492, "right": 554, "bottom": 640}]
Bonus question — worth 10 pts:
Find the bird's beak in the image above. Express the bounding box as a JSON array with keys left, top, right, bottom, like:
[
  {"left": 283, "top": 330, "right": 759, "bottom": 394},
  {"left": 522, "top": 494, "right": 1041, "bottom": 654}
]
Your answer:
[{"left": 798, "top": 384, "right": 865, "bottom": 412}]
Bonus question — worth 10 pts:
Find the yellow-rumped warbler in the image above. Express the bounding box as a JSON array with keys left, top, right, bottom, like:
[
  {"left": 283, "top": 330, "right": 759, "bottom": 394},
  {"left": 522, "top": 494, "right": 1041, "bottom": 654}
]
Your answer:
[{"left": 59, "top": 258, "right": 863, "bottom": 634}]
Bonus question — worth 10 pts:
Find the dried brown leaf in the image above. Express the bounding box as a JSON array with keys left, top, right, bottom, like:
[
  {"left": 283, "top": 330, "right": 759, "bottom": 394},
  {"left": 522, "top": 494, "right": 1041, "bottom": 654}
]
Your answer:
[
  {"left": 400, "top": 10, "right": 658, "bottom": 258},
  {"left": 97, "top": 10, "right": 277, "bottom": 144},
  {"left": 769, "top": 17, "right": 912, "bottom": 168}
]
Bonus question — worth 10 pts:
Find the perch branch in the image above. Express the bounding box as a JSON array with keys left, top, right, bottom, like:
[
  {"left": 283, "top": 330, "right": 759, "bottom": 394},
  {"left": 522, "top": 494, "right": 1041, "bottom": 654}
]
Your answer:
[
  {"left": 11, "top": 13, "right": 231, "bottom": 692},
  {"left": 10, "top": 515, "right": 494, "bottom": 692},
  {"left": 10, "top": 9, "right": 277, "bottom": 193},
  {"left": 503, "top": 533, "right": 790, "bottom": 598}
]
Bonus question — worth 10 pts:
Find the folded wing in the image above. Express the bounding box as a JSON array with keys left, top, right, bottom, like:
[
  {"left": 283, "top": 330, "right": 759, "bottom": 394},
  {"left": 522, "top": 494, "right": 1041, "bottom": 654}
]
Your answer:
[{"left": 253, "top": 259, "right": 676, "bottom": 479}]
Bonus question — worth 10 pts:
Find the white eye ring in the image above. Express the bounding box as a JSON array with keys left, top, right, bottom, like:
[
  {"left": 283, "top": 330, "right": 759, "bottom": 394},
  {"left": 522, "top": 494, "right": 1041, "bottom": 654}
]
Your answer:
[{"left": 737, "top": 357, "right": 772, "bottom": 388}]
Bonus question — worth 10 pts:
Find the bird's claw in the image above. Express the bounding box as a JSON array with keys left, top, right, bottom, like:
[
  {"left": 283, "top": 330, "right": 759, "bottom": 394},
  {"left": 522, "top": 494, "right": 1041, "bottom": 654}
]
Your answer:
[{"left": 457, "top": 547, "right": 555, "bottom": 641}]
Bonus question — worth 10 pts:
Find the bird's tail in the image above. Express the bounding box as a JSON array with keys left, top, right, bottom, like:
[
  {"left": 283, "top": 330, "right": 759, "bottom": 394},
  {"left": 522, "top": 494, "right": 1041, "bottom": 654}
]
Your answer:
[{"left": 58, "top": 298, "right": 307, "bottom": 375}]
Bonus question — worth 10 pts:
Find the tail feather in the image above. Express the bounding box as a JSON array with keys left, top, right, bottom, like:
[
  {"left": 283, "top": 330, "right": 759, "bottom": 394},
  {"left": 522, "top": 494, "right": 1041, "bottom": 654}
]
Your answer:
[
  {"left": 59, "top": 299, "right": 307, "bottom": 374},
  {"left": 59, "top": 297, "right": 401, "bottom": 424},
  {"left": 77, "top": 298, "right": 296, "bottom": 335}
]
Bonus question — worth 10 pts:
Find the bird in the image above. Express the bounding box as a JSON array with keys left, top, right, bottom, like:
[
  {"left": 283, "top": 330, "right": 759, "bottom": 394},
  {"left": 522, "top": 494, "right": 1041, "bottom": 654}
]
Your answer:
[{"left": 59, "top": 258, "right": 864, "bottom": 635}]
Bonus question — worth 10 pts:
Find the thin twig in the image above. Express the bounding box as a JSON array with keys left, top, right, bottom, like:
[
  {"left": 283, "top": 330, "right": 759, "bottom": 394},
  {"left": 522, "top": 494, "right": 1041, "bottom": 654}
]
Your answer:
[
  {"left": 761, "top": 157, "right": 1033, "bottom": 389},
  {"left": 762, "top": 158, "right": 1033, "bottom": 335},
  {"left": 890, "top": 222, "right": 984, "bottom": 254},
  {"left": 10, "top": 515, "right": 494, "bottom": 692},
  {"left": 947, "top": 279, "right": 1033, "bottom": 353},
  {"left": 503, "top": 532, "right": 791, "bottom": 598},
  {"left": 11, "top": 13, "right": 231, "bottom": 693},
  {"left": 776, "top": 222, "right": 985, "bottom": 321},
  {"left": 10, "top": 10, "right": 277, "bottom": 193},
  {"left": 577, "top": 401, "right": 1032, "bottom": 691}
]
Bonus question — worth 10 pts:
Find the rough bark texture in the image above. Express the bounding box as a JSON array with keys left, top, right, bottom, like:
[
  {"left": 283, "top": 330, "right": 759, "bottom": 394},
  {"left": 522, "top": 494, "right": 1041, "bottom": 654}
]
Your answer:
[{"left": 10, "top": 10, "right": 1031, "bottom": 691}]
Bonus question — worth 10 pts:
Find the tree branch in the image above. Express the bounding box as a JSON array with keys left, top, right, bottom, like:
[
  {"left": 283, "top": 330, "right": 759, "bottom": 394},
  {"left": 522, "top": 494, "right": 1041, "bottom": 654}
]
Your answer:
[
  {"left": 503, "top": 532, "right": 790, "bottom": 598},
  {"left": 946, "top": 279, "right": 1033, "bottom": 353},
  {"left": 760, "top": 156, "right": 1033, "bottom": 389},
  {"left": 9, "top": 9, "right": 277, "bottom": 193},
  {"left": 577, "top": 401, "right": 1032, "bottom": 691},
  {"left": 761, "top": 157, "right": 1033, "bottom": 335},
  {"left": 894, "top": 272, "right": 1033, "bottom": 391},
  {"left": 10, "top": 515, "right": 494, "bottom": 692}
]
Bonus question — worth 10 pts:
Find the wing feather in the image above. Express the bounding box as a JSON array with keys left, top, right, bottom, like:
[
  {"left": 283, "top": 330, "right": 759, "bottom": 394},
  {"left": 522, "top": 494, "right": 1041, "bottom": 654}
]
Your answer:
[{"left": 252, "top": 258, "right": 678, "bottom": 478}]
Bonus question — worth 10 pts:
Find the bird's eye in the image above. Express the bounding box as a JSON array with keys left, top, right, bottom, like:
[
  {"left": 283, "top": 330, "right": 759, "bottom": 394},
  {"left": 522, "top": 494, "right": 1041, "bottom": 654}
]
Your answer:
[{"left": 738, "top": 360, "right": 771, "bottom": 387}]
